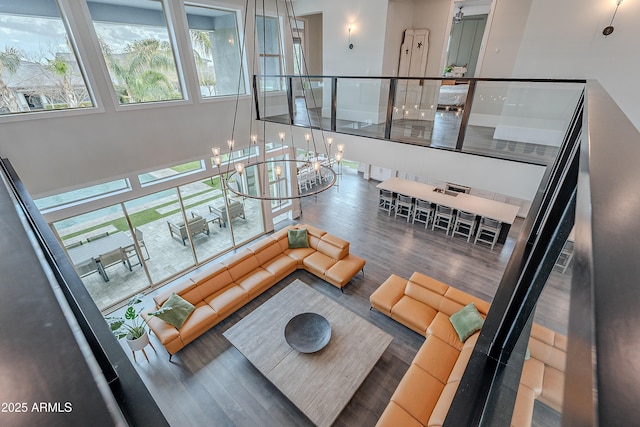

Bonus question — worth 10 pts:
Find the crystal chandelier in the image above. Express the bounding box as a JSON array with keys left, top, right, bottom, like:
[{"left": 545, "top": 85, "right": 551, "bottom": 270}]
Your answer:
[{"left": 212, "top": 0, "right": 340, "bottom": 202}]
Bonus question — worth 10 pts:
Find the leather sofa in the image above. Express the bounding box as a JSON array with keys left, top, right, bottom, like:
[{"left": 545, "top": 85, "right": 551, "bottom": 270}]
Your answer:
[
  {"left": 370, "top": 272, "right": 566, "bottom": 427},
  {"left": 142, "top": 224, "right": 365, "bottom": 356}
]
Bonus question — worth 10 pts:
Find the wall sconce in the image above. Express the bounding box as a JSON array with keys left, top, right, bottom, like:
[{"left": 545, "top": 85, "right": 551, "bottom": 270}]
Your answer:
[
  {"left": 348, "top": 25, "right": 354, "bottom": 50},
  {"left": 603, "top": 0, "right": 623, "bottom": 36}
]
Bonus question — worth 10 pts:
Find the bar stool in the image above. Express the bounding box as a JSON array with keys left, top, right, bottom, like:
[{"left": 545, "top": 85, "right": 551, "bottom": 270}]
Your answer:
[
  {"left": 394, "top": 194, "right": 414, "bottom": 222},
  {"left": 474, "top": 217, "right": 502, "bottom": 250},
  {"left": 412, "top": 199, "right": 433, "bottom": 227},
  {"left": 451, "top": 210, "right": 477, "bottom": 242},
  {"left": 379, "top": 189, "right": 395, "bottom": 216},
  {"left": 432, "top": 205, "right": 454, "bottom": 234}
]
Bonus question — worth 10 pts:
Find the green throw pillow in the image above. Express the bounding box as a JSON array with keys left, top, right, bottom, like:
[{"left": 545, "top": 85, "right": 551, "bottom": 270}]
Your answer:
[
  {"left": 449, "top": 302, "right": 484, "bottom": 342},
  {"left": 148, "top": 293, "right": 195, "bottom": 329},
  {"left": 288, "top": 228, "right": 309, "bottom": 249}
]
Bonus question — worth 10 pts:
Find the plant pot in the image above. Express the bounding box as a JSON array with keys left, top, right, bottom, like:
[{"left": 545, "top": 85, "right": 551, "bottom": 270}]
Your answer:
[{"left": 126, "top": 330, "right": 149, "bottom": 352}]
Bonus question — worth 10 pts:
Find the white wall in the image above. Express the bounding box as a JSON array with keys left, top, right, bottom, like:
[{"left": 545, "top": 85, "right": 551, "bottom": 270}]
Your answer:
[
  {"left": 293, "top": 0, "right": 389, "bottom": 76},
  {"left": 382, "top": 1, "right": 414, "bottom": 76},
  {"left": 412, "top": 0, "right": 451, "bottom": 76},
  {"left": 479, "top": 0, "right": 533, "bottom": 78},
  {"left": 512, "top": 0, "right": 640, "bottom": 131},
  {"left": 338, "top": 130, "right": 544, "bottom": 200}
]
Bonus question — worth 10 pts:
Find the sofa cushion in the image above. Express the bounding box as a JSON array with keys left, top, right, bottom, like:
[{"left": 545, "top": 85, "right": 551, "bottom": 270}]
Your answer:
[
  {"left": 449, "top": 302, "right": 484, "bottom": 342},
  {"left": 540, "top": 367, "right": 564, "bottom": 412},
  {"left": 177, "top": 302, "right": 219, "bottom": 343},
  {"left": 204, "top": 284, "right": 249, "bottom": 317},
  {"left": 285, "top": 247, "right": 316, "bottom": 265},
  {"left": 305, "top": 224, "right": 327, "bottom": 249},
  {"left": 248, "top": 237, "right": 285, "bottom": 265},
  {"left": 376, "top": 401, "right": 423, "bottom": 427},
  {"left": 262, "top": 254, "right": 297, "bottom": 280},
  {"left": 325, "top": 254, "right": 365, "bottom": 287},
  {"left": 404, "top": 281, "right": 445, "bottom": 311},
  {"left": 190, "top": 264, "right": 234, "bottom": 301},
  {"left": 141, "top": 313, "right": 180, "bottom": 346},
  {"left": 412, "top": 335, "right": 460, "bottom": 383},
  {"left": 511, "top": 385, "right": 537, "bottom": 427},
  {"left": 528, "top": 337, "right": 566, "bottom": 372},
  {"left": 370, "top": 274, "right": 407, "bottom": 314},
  {"left": 427, "top": 312, "right": 465, "bottom": 351},
  {"left": 148, "top": 293, "right": 196, "bottom": 329},
  {"left": 303, "top": 251, "right": 337, "bottom": 276},
  {"left": 427, "top": 380, "right": 459, "bottom": 427},
  {"left": 235, "top": 267, "right": 275, "bottom": 298},
  {"left": 392, "top": 296, "right": 438, "bottom": 335},
  {"left": 390, "top": 364, "right": 445, "bottom": 425},
  {"left": 153, "top": 279, "right": 198, "bottom": 307},
  {"left": 440, "top": 287, "right": 490, "bottom": 317},
  {"left": 520, "top": 358, "right": 545, "bottom": 396},
  {"left": 316, "top": 234, "right": 349, "bottom": 260},
  {"left": 222, "top": 249, "right": 260, "bottom": 282},
  {"left": 408, "top": 272, "right": 449, "bottom": 296},
  {"left": 288, "top": 228, "right": 310, "bottom": 249}
]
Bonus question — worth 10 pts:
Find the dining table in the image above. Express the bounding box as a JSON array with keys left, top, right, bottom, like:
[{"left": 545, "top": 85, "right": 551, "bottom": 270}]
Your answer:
[
  {"left": 377, "top": 177, "right": 520, "bottom": 243},
  {"left": 67, "top": 232, "right": 139, "bottom": 267}
]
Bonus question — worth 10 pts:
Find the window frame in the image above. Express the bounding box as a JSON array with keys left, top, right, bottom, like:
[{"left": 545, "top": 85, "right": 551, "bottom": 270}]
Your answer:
[
  {"left": 0, "top": 0, "right": 103, "bottom": 123},
  {"left": 85, "top": 0, "right": 189, "bottom": 109},
  {"left": 256, "top": 14, "right": 285, "bottom": 92}
]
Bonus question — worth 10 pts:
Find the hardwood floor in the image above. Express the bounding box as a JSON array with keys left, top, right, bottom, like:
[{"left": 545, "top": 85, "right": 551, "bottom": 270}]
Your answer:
[{"left": 132, "top": 169, "right": 568, "bottom": 426}]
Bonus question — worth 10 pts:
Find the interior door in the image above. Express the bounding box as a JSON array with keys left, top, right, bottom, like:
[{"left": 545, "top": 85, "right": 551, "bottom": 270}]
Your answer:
[{"left": 446, "top": 14, "right": 487, "bottom": 77}]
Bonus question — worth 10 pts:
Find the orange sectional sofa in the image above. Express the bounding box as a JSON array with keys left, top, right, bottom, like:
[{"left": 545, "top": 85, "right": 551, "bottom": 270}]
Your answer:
[
  {"left": 142, "top": 224, "right": 365, "bottom": 356},
  {"left": 370, "top": 272, "right": 566, "bottom": 427}
]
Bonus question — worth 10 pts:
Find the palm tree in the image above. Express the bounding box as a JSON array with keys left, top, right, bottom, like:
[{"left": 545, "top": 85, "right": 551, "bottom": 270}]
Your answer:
[
  {"left": 46, "top": 57, "right": 80, "bottom": 108},
  {"left": 100, "top": 37, "right": 180, "bottom": 103},
  {"left": 0, "top": 47, "right": 23, "bottom": 112}
]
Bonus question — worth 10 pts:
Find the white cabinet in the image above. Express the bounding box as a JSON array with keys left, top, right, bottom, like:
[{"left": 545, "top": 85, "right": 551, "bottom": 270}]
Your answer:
[{"left": 370, "top": 166, "right": 394, "bottom": 182}]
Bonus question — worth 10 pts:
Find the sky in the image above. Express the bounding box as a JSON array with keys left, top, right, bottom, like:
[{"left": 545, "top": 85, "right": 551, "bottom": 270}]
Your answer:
[{"left": 0, "top": 14, "right": 171, "bottom": 60}]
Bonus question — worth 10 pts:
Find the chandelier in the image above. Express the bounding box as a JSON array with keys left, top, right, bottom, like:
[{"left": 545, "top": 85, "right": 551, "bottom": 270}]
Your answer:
[{"left": 212, "top": 0, "right": 341, "bottom": 202}]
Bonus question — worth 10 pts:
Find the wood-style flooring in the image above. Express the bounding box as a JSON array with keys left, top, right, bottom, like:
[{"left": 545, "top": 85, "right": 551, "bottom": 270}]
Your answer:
[{"left": 133, "top": 169, "right": 568, "bottom": 426}]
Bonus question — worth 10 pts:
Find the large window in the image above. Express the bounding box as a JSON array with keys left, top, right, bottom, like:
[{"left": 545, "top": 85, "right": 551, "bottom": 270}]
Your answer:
[
  {"left": 88, "top": 0, "right": 183, "bottom": 105},
  {"left": 0, "top": 0, "right": 93, "bottom": 115},
  {"left": 256, "top": 15, "right": 283, "bottom": 91},
  {"left": 184, "top": 4, "right": 245, "bottom": 97}
]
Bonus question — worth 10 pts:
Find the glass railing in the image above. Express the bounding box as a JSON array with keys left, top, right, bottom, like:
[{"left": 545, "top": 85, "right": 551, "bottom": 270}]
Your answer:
[{"left": 256, "top": 75, "right": 585, "bottom": 166}]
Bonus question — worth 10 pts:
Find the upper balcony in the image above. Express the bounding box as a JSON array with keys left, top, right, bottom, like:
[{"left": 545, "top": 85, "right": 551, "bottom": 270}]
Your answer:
[{"left": 255, "top": 75, "right": 586, "bottom": 166}]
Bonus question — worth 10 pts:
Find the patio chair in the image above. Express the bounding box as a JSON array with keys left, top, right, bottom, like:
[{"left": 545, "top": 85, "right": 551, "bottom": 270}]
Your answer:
[
  {"left": 167, "top": 215, "right": 210, "bottom": 245},
  {"left": 74, "top": 258, "right": 99, "bottom": 278},
  {"left": 97, "top": 247, "right": 131, "bottom": 282}
]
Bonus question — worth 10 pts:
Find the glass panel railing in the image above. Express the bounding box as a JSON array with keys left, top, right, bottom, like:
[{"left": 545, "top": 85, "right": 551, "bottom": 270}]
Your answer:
[
  {"left": 260, "top": 75, "right": 585, "bottom": 166},
  {"left": 336, "top": 78, "right": 389, "bottom": 139},
  {"left": 464, "top": 81, "right": 584, "bottom": 164},
  {"left": 392, "top": 79, "right": 465, "bottom": 148},
  {"left": 292, "top": 77, "right": 329, "bottom": 129}
]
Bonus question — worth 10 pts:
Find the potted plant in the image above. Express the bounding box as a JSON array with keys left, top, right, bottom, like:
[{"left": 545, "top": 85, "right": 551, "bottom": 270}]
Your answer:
[{"left": 105, "top": 294, "right": 150, "bottom": 352}]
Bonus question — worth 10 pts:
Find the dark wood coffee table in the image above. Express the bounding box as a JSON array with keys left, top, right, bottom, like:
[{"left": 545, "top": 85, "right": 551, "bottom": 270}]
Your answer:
[{"left": 223, "top": 280, "right": 393, "bottom": 427}]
